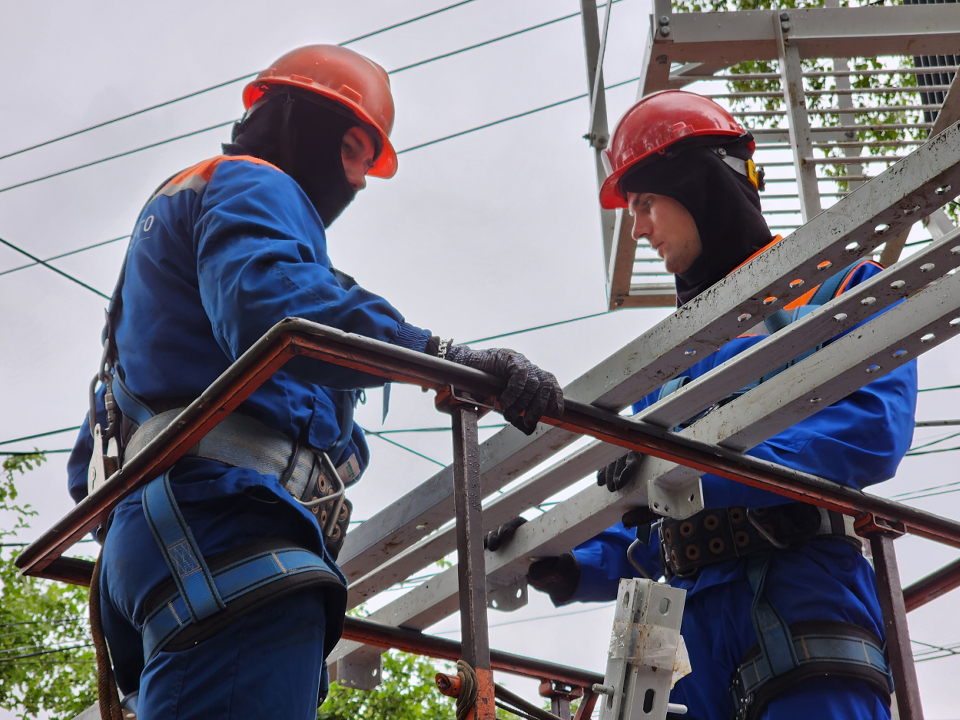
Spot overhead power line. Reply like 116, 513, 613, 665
0, 120, 236, 196
0, 73, 639, 298
0, 236, 128, 278
0, 425, 82, 447
0, 236, 110, 299
0, 0, 618, 197
0, 0, 480, 163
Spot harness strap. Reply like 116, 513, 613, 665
730, 619, 892, 720
141, 543, 342, 662
141, 473, 226, 624
747, 556, 799, 677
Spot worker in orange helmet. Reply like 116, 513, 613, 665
486, 91, 915, 720
67, 45, 562, 720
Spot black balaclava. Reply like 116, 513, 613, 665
619, 142, 773, 305
225, 88, 376, 227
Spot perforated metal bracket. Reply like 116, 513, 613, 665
648, 464, 704, 520
332, 649, 383, 690
597, 579, 688, 720
487, 576, 528, 612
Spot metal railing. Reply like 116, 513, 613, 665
19, 316, 960, 719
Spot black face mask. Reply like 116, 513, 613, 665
225, 90, 365, 227
620, 144, 773, 306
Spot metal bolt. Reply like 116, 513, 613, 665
615, 298, 624, 307
660, 25, 671, 36
659, 15, 670, 25
780, 12, 789, 20
656, 55, 669, 65
781, 21, 791, 32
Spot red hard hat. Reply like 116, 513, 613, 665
599, 90, 752, 209
244, 45, 398, 179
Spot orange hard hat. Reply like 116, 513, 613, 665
244, 45, 398, 179
599, 90, 753, 209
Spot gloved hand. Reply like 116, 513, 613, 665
528, 553, 580, 606
443, 345, 563, 435
596, 450, 644, 493
483, 516, 528, 552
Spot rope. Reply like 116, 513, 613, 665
455, 659, 479, 720
89, 552, 123, 720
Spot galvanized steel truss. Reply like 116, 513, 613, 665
589, 0, 960, 308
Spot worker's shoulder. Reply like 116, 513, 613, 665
155, 155, 283, 200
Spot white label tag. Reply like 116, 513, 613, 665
337, 453, 360, 485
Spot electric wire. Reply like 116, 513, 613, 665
0, 643, 93, 664
465, 311, 612, 344
0, 0, 480, 162
0, 3, 623, 197
0, 236, 128, 279
0, 73, 639, 296
0, 236, 110, 299
361, 427, 447, 467
0, 425, 82, 447
0, 119, 236, 196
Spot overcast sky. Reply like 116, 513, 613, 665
1, 0, 958, 717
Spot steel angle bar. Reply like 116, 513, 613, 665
337, 121, 960, 587
777, 11, 822, 221
638, 225, 960, 432
653, 6, 960, 67
903, 557, 960, 612
346, 439, 625, 609
682, 268, 960, 457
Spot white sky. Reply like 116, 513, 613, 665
1, 0, 958, 717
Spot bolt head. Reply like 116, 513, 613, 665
659, 14, 670, 25
656, 55, 669, 65
659, 25, 671, 36
780, 12, 789, 20
781, 21, 791, 31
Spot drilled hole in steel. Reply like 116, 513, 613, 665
865, 365, 881, 374
659, 598, 671, 615
643, 689, 656, 713
516, 588, 522, 598
763, 296, 777, 306
920, 263, 936, 273
950, 318, 960, 328
789, 278, 804, 289
921, 333, 936, 343
904, 204, 921, 216
834, 313, 848, 322
861, 297, 877, 306
875, 224, 890, 235
738, 313, 752, 323
684, 349, 697, 356
891, 349, 908, 359
936, 184, 953, 196
810, 397, 822, 404
817, 260, 833, 271
890, 279, 906, 289
845, 241, 860, 252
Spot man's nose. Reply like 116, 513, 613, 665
631, 213, 650, 241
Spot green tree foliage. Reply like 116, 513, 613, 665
319, 650, 458, 720
0, 453, 96, 720
673, 0, 957, 221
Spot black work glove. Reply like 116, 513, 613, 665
528, 553, 580, 606
443, 345, 563, 435
596, 450, 644, 493
483, 517, 528, 552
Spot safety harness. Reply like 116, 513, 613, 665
630, 260, 894, 718
85, 173, 359, 703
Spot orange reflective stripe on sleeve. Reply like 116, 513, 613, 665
156, 155, 280, 199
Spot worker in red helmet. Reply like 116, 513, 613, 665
67, 44, 562, 720
486, 91, 915, 720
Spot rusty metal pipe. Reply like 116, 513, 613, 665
18, 319, 960, 578
903, 556, 960, 613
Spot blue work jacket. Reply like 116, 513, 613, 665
66, 154, 432, 594
570, 260, 918, 603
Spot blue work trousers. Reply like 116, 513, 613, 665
668, 541, 892, 720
